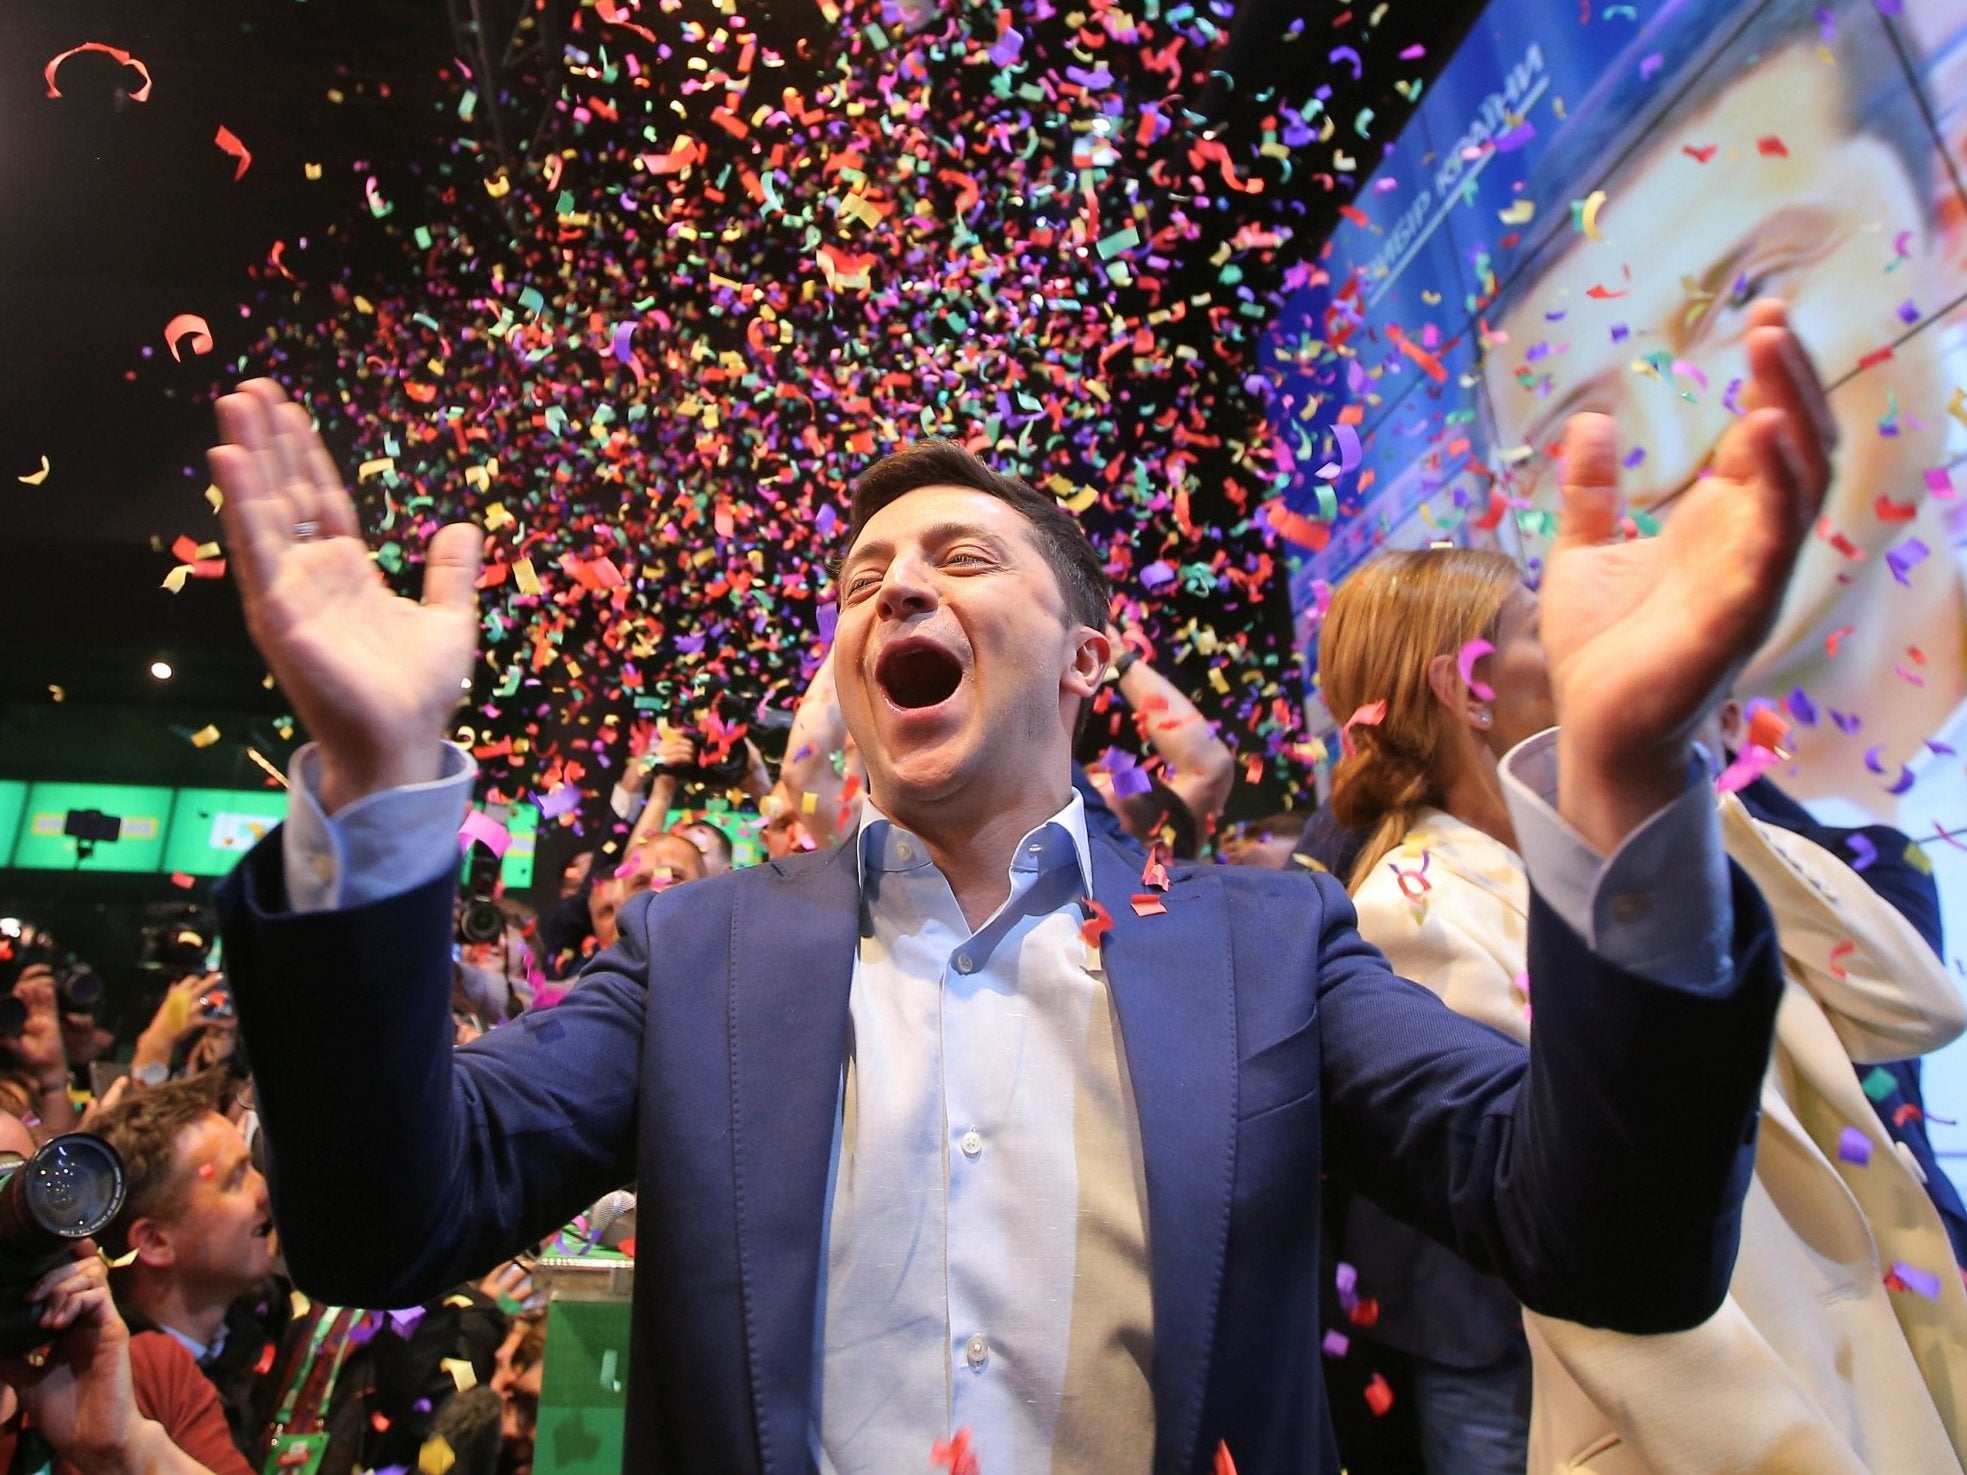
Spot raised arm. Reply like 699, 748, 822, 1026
205, 379, 633, 1304
779, 648, 862, 846
1322, 300, 1830, 1330
1106, 624, 1236, 833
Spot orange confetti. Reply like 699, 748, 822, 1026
214, 124, 252, 180
1829, 940, 1856, 981
164, 313, 214, 361
1364, 1372, 1395, 1416
44, 41, 153, 102
1078, 898, 1113, 949
1130, 894, 1168, 917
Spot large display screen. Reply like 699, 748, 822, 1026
163, 789, 289, 878
1270, 0, 1967, 1177
11, 782, 173, 873
0, 783, 24, 866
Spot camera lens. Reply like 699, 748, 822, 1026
459, 899, 505, 945
56, 969, 104, 1016
21, 1137, 125, 1238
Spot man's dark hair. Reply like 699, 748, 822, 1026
1492, 0, 1933, 317
844, 440, 1112, 636
87, 1071, 229, 1259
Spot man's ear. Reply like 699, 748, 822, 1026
1424, 652, 1483, 725
129, 1216, 175, 1271
1065, 625, 1110, 701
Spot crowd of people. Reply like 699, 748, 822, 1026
0, 295, 1961, 1475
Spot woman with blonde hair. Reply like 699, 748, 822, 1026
1321, 546, 1967, 1474
1317, 547, 1542, 1475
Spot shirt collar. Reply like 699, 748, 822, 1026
158, 1320, 227, 1365
855, 788, 1097, 897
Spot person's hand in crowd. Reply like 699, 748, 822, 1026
209, 378, 482, 816
79, 1073, 133, 1131
1541, 298, 1830, 854
129, 977, 216, 1079
619, 721, 659, 796
650, 730, 698, 776
474, 1259, 541, 1314
8, 968, 76, 1134
9, 967, 69, 1089
0, 1247, 202, 1475
740, 739, 773, 800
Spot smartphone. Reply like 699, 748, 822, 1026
89, 1061, 129, 1099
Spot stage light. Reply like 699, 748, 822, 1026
149, 660, 174, 680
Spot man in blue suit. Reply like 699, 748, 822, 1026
208, 299, 1830, 1474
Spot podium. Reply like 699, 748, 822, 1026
531, 1246, 633, 1475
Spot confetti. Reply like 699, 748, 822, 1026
164, 314, 215, 362
43, 40, 153, 102
214, 125, 252, 180
1456, 639, 1496, 700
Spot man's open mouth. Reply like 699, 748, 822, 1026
876, 640, 965, 710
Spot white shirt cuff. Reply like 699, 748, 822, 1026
281, 742, 478, 914
1499, 729, 1732, 989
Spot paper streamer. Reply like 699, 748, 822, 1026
1457, 639, 1496, 700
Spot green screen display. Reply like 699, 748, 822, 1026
11, 783, 174, 873
461, 803, 540, 891
0, 783, 25, 865
164, 788, 288, 877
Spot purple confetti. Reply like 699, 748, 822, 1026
1845, 833, 1878, 872
816, 601, 838, 644
1831, 709, 1863, 735
1887, 537, 1931, 585
1785, 687, 1819, 726
1494, 122, 1536, 154
1334, 423, 1362, 474
1837, 1126, 1872, 1165
387, 1306, 427, 1339
1891, 1261, 1942, 1300
1639, 52, 1664, 80
1322, 1330, 1351, 1357
1140, 560, 1177, 591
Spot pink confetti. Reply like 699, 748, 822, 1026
1456, 639, 1495, 701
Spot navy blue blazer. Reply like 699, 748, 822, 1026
215, 822, 1782, 1474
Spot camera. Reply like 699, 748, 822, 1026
457, 840, 505, 947
0, 921, 104, 1038
0, 1134, 126, 1357
137, 906, 217, 984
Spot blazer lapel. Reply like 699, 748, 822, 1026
728, 847, 861, 1475
1094, 838, 1239, 1474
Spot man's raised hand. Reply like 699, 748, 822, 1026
209, 379, 483, 813
1539, 299, 1831, 853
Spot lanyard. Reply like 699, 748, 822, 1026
270, 1307, 355, 1437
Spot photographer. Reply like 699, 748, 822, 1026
0, 1103, 249, 1475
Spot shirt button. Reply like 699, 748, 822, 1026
960, 1128, 983, 1160
1607, 891, 1652, 924
954, 952, 975, 974
964, 1333, 989, 1371
895, 841, 914, 862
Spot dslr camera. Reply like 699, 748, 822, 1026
0, 921, 106, 1037
137, 906, 217, 984
0, 1134, 126, 1357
